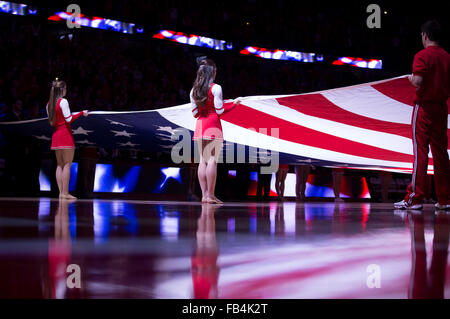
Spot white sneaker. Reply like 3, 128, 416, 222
394, 200, 423, 210
434, 203, 450, 210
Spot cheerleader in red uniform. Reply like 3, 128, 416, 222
46, 79, 88, 200
191, 59, 240, 204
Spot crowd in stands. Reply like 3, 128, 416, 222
2, 0, 434, 122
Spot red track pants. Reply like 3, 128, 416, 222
405, 102, 450, 205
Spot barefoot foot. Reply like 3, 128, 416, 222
207, 196, 223, 204
62, 193, 78, 200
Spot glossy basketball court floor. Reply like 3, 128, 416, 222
0, 198, 448, 299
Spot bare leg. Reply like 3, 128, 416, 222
198, 159, 208, 202
205, 140, 223, 204
275, 171, 282, 200
295, 165, 310, 201
55, 150, 64, 198
300, 165, 310, 198
206, 157, 219, 203
332, 168, 344, 201
61, 149, 77, 200
197, 140, 208, 202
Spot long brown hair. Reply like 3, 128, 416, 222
48, 78, 66, 126
192, 59, 216, 107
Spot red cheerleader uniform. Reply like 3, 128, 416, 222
191, 83, 235, 141
47, 98, 83, 150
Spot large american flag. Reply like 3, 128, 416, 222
1, 75, 449, 173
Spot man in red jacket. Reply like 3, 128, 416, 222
395, 20, 450, 210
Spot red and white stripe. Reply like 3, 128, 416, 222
158, 75, 450, 173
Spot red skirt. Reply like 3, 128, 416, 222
193, 112, 223, 141
51, 124, 75, 150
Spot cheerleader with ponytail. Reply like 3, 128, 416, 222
46, 78, 88, 200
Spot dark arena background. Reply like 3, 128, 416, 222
0, 0, 449, 307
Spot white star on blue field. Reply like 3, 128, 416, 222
159, 167, 182, 189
